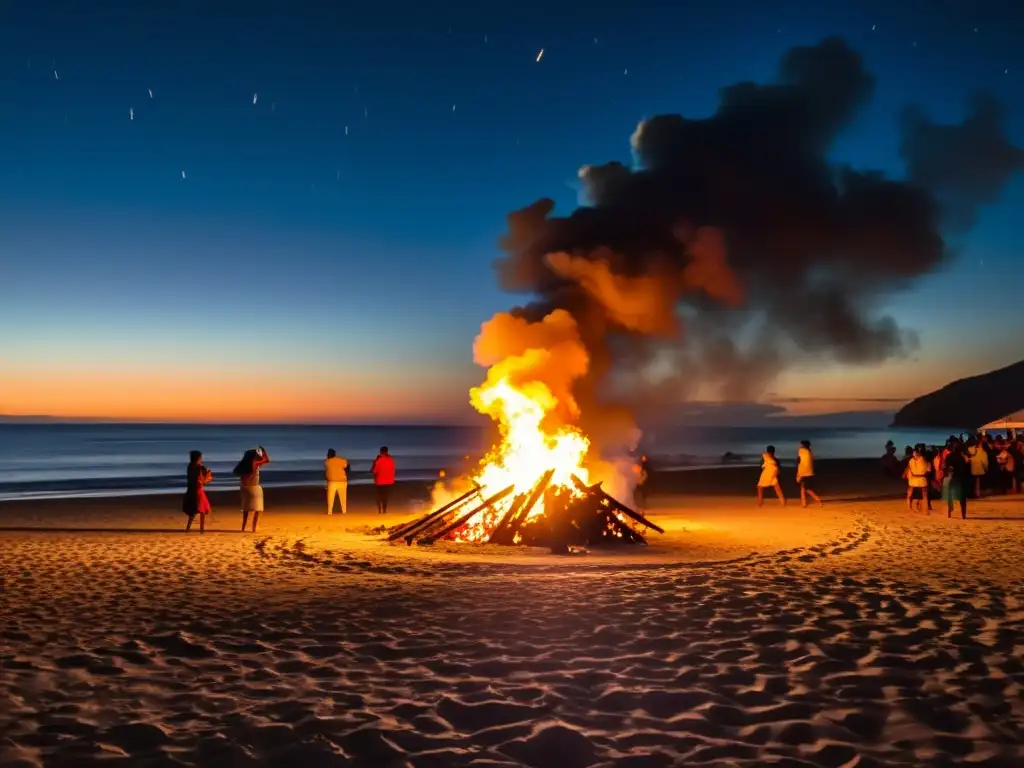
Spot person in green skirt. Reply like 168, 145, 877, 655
941, 438, 970, 519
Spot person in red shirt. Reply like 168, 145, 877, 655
371, 446, 396, 515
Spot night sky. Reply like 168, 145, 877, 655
2, 1, 1022, 423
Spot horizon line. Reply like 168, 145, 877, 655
0, 416, 483, 428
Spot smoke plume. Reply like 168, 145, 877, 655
483, 36, 1022, 445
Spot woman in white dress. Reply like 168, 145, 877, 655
757, 445, 786, 507
905, 445, 931, 513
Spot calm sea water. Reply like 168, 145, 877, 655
0, 422, 963, 501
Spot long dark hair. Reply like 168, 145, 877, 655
233, 449, 257, 476
189, 450, 202, 464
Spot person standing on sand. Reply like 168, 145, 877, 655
942, 439, 970, 519
182, 450, 214, 534
796, 440, 822, 507
325, 448, 349, 515
371, 446, 396, 515
757, 445, 785, 507
234, 446, 270, 532
967, 437, 988, 498
906, 446, 931, 513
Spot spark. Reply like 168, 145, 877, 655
181, 170, 186, 180
594, 38, 598, 44
253, 92, 258, 105
364, 106, 368, 118
452, 103, 456, 112
536, 48, 544, 63
148, 88, 153, 98
129, 107, 134, 121
345, 125, 349, 135
624, 68, 628, 75
871, 24, 876, 31
54, 69, 59, 80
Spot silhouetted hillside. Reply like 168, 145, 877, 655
891, 360, 1024, 428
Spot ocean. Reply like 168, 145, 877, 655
0, 422, 964, 501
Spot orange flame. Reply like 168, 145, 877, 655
432, 310, 594, 543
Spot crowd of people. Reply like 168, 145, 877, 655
181, 445, 397, 533
177, 431, 1020, 533
882, 432, 1022, 518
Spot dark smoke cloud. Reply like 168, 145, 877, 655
494, 36, 1023, 432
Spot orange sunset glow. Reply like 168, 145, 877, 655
1, 364, 470, 423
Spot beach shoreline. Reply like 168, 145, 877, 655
0, 457, 903, 513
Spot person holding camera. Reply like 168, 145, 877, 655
234, 446, 270, 532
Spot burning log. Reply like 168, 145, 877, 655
398, 469, 662, 549
387, 484, 481, 543
489, 469, 555, 545
571, 475, 665, 534
419, 484, 516, 545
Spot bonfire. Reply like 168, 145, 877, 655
389, 320, 662, 550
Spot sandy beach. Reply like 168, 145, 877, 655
2, 462, 1023, 767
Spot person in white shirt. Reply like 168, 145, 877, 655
756, 445, 786, 507
324, 449, 349, 515
905, 446, 932, 513
796, 440, 823, 508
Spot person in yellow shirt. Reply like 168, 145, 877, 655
324, 449, 349, 515
905, 446, 931, 513
796, 440, 823, 508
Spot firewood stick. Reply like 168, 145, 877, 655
494, 468, 555, 545
421, 484, 516, 544
389, 484, 481, 542
571, 475, 665, 534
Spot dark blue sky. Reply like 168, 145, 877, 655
1, 0, 1022, 422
